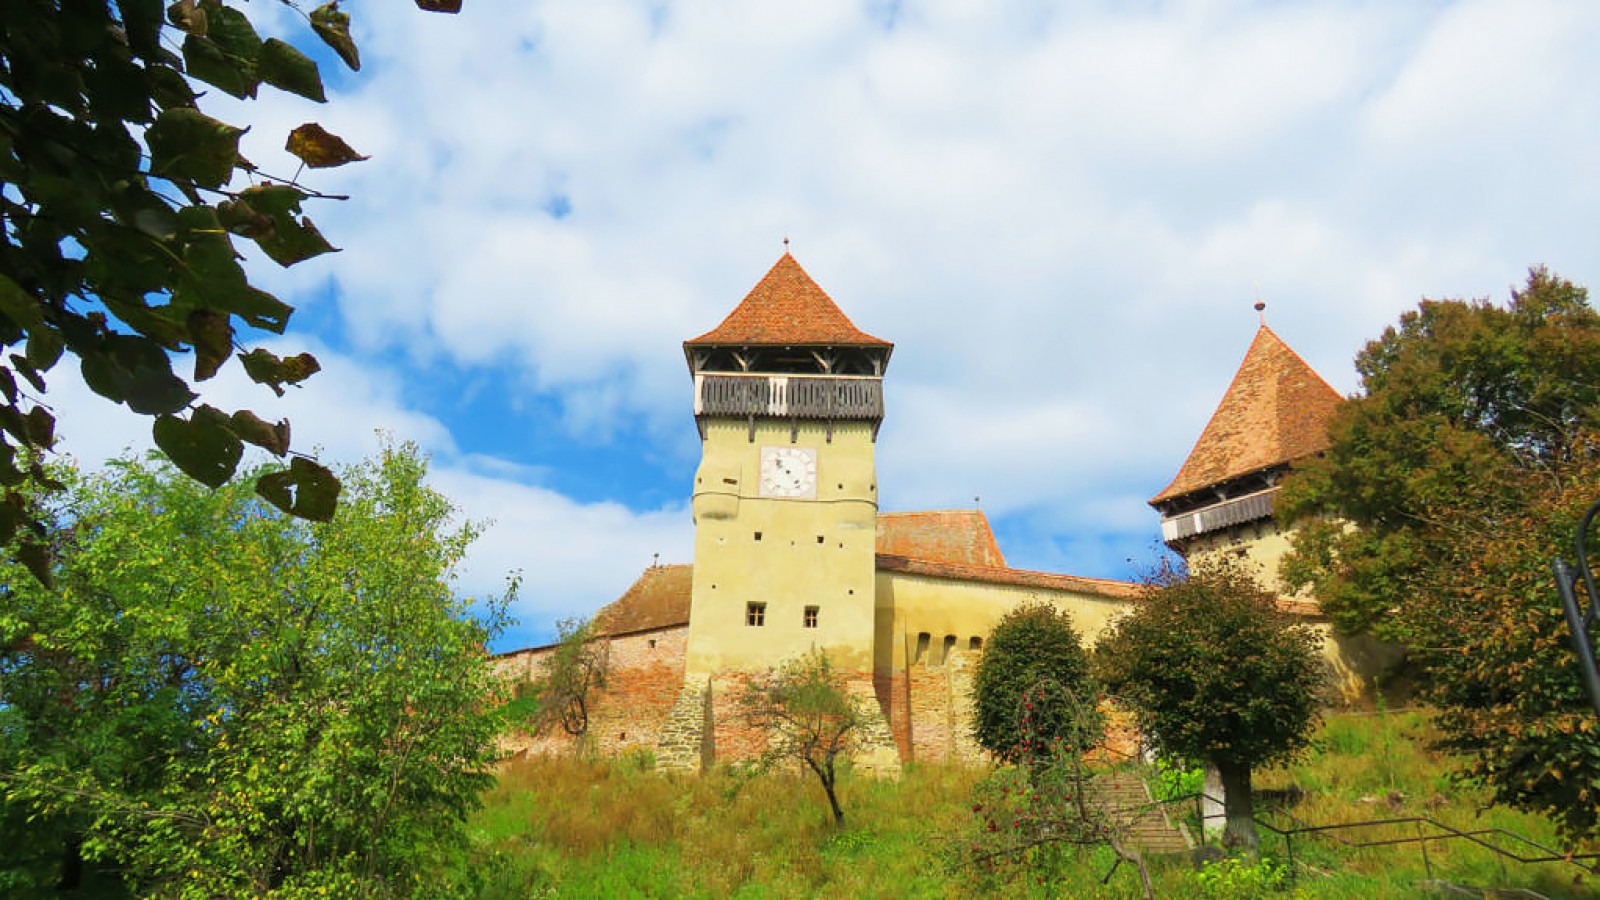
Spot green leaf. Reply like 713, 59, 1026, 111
239, 348, 319, 396
182, 35, 256, 100
234, 186, 337, 267
174, 207, 293, 332
256, 456, 340, 521
180, 0, 263, 99
284, 123, 368, 169
26, 328, 65, 371
258, 215, 336, 268
153, 407, 242, 489
80, 334, 197, 415
258, 38, 326, 103
230, 409, 289, 456
146, 108, 245, 191
17, 537, 53, 589
118, 0, 166, 56
0, 273, 43, 329
310, 2, 361, 71
187, 309, 232, 381
24, 406, 55, 450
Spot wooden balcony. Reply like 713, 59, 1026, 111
1159, 488, 1276, 544
693, 373, 884, 421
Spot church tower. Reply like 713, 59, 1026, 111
1149, 324, 1342, 592
682, 253, 892, 676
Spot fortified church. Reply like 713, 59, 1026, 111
497, 253, 1391, 771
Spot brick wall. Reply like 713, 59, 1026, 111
498, 625, 688, 759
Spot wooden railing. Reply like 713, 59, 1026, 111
694, 374, 883, 420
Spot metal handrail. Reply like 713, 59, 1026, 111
1154, 788, 1600, 884
1554, 497, 1600, 718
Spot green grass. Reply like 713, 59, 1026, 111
465, 711, 1600, 898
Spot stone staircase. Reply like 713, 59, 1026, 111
1088, 771, 1191, 856
656, 674, 711, 772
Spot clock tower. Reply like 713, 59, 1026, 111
682, 253, 892, 676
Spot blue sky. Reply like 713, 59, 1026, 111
54, 0, 1600, 651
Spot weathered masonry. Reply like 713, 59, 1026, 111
496, 254, 1394, 769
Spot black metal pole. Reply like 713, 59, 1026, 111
1556, 498, 1600, 720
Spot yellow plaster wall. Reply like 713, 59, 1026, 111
685, 419, 880, 674
873, 571, 1128, 676
1182, 519, 1297, 594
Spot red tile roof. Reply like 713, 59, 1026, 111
685, 253, 892, 347
593, 564, 693, 636
876, 510, 1007, 567
875, 554, 1141, 599
1151, 326, 1343, 505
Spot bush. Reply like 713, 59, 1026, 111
971, 604, 1102, 765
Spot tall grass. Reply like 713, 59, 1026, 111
465, 711, 1599, 898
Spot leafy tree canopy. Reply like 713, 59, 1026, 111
522, 616, 610, 738
741, 651, 861, 826
0, 0, 462, 581
1096, 558, 1324, 849
0, 442, 513, 895
1279, 268, 1600, 640
1278, 267, 1600, 840
971, 603, 1102, 766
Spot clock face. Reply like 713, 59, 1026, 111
759, 446, 818, 499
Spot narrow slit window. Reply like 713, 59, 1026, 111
754, 531, 763, 541
803, 605, 819, 628
746, 602, 766, 627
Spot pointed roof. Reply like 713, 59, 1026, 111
593, 564, 693, 636
685, 253, 892, 347
1151, 325, 1343, 505
876, 510, 1007, 567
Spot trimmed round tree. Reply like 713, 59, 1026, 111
1096, 558, 1324, 850
972, 604, 1103, 765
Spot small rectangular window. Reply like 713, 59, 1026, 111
803, 605, 819, 628
746, 602, 766, 627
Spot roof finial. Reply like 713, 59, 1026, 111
1253, 284, 1266, 326
782, 235, 790, 253
974, 495, 981, 510
652, 552, 660, 568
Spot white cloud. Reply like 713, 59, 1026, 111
82, 0, 1600, 626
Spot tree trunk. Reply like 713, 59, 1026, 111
807, 755, 846, 826
1216, 760, 1259, 853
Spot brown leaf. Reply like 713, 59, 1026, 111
187, 309, 233, 381
230, 409, 290, 456
285, 123, 368, 169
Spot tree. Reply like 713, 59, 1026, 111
740, 651, 861, 826
1096, 558, 1324, 851
1279, 268, 1600, 640
523, 617, 610, 738
964, 681, 1157, 900
1424, 452, 1600, 840
1278, 268, 1600, 839
0, 442, 513, 895
971, 603, 1103, 766
0, 0, 465, 579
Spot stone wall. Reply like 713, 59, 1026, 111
498, 627, 959, 774
497, 625, 689, 759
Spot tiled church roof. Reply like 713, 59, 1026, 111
873, 555, 1140, 600
876, 510, 1007, 568
593, 564, 693, 635
684, 253, 892, 347
1150, 325, 1343, 505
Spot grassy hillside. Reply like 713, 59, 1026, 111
466, 711, 1598, 898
